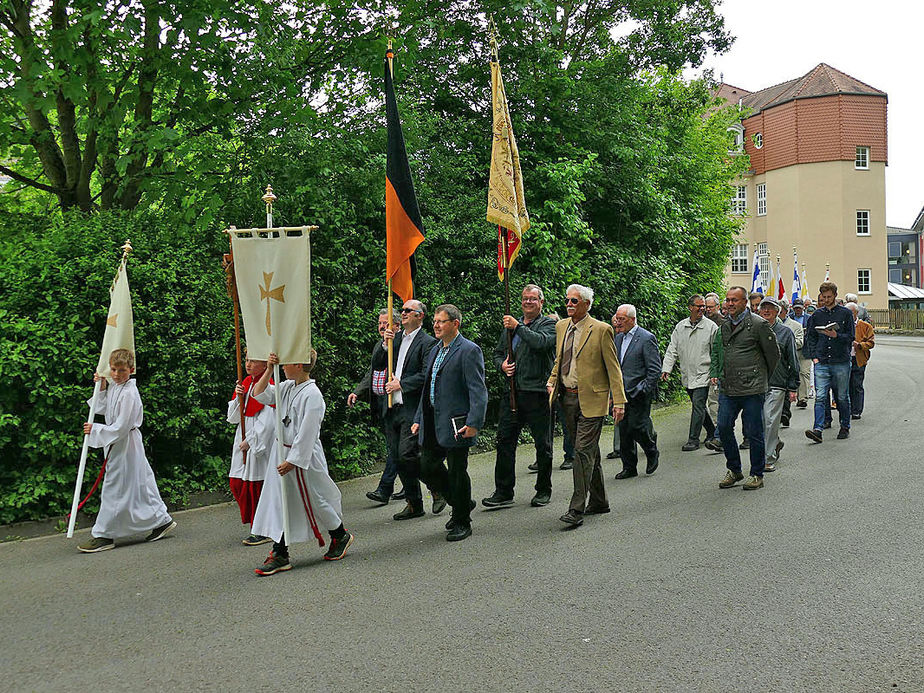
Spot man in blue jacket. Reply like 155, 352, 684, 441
612, 304, 662, 478
804, 281, 855, 442
413, 304, 488, 541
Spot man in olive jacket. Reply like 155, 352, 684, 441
709, 286, 780, 490
483, 284, 557, 509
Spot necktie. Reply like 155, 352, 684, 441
561, 326, 576, 376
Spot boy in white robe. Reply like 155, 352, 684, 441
250, 350, 353, 575
78, 349, 175, 552
227, 355, 274, 545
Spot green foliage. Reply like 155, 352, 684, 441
0, 0, 747, 523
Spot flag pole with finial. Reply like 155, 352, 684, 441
385, 36, 396, 409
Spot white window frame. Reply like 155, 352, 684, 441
758, 242, 769, 289
732, 185, 747, 215
756, 183, 766, 216
731, 243, 749, 274
855, 146, 870, 170
754, 132, 763, 149
727, 124, 744, 155
856, 210, 870, 236
857, 268, 871, 294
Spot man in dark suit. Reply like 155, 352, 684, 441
348, 309, 403, 504
381, 300, 442, 520
612, 304, 662, 478
412, 304, 488, 542
482, 284, 557, 509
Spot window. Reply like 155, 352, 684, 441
758, 242, 769, 289
889, 240, 917, 264
756, 183, 766, 216
727, 124, 744, 154
754, 133, 763, 149
731, 186, 747, 215
855, 146, 869, 170
888, 241, 902, 259
731, 243, 749, 273
856, 210, 870, 236
857, 268, 871, 294
889, 268, 902, 283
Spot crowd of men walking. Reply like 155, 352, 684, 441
349, 279, 875, 540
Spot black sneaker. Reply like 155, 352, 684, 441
738, 439, 750, 450
796, 400, 808, 408
527, 462, 539, 473
365, 489, 390, 505
805, 429, 823, 443
391, 488, 406, 500
242, 534, 273, 546
145, 520, 177, 542
323, 532, 354, 561
837, 427, 850, 440
681, 440, 700, 452
530, 492, 551, 507
851, 414, 861, 420
481, 492, 514, 508
606, 450, 621, 459
559, 458, 574, 470
446, 524, 472, 542
77, 536, 114, 553
780, 417, 790, 428
445, 500, 476, 530
255, 552, 291, 576
393, 503, 426, 521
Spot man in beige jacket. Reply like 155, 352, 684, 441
547, 284, 626, 528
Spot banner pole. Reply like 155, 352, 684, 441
224, 235, 247, 465
67, 379, 101, 538
501, 226, 517, 412
386, 39, 395, 409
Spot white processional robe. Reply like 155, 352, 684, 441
250, 380, 343, 545
226, 389, 273, 482
86, 379, 171, 539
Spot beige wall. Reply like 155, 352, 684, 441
724, 160, 888, 308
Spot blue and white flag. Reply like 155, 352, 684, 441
791, 250, 801, 302
751, 247, 763, 295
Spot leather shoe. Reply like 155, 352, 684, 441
681, 441, 699, 452
391, 488, 406, 500
393, 503, 425, 521
559, 510, 583, 527
530, 492, 551, 507
584, 505, 610, 515
527, 462, 539, 473
837, 427, 850, 439
446, 524, 472, 542
606, 450, 621, 459
645, 456, 659, 475
738, 439, 750, 450
481, 492, 514, 508
559, 458, 574, 470
365, 489, 390, 505
614, 469, 638, 480
445, 500, 476, 530
851, 413, 861, 420
432, 493, 447, 515
796, 400, 807, 408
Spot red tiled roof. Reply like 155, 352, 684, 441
735, 64, 886, 114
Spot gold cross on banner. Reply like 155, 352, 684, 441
259, 271, 286, 336
106, 314, 118, 328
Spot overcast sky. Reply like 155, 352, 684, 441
690, 0, 922, 228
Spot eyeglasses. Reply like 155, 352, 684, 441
565, 297, 581, 305
522, 297, 541, 303
433, 318, 454, 326
400, 308, 420, 314
691, 304, 705, 310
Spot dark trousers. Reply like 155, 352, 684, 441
686, 386, 716, 442
717, 393, 766, 477
850, 362, 866, 415
376, 410, 400, 495
781, 395, 792, 424
384, 407, 429, 508
551, 400, 575, 461
559, 391, 607, 513
619, 391, 659, 472
420, 442, 472, 526
495, 390, 552, 497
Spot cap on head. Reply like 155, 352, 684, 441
759, 296, 780, 309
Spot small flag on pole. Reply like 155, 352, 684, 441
751, 247, 763, 295
97, 249, 135, 377
230, 231, 310, 364
385, 48, 425, 302
487, 60, 529, 281
791, 250, 801, 302
777, 256, 786, 300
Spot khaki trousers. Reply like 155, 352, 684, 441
798, 358, 813, 401
559, 391, 607, 513
707, 380, 720, 424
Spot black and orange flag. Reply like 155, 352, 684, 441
385, 48, 424, 302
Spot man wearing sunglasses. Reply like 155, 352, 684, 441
547, 285, 626, 528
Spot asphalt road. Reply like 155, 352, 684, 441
2, 335, 922, 692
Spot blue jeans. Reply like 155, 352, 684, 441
814, 362, 851, 431
717, 393, 766, 477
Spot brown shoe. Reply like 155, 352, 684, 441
719, 470, 744, 489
